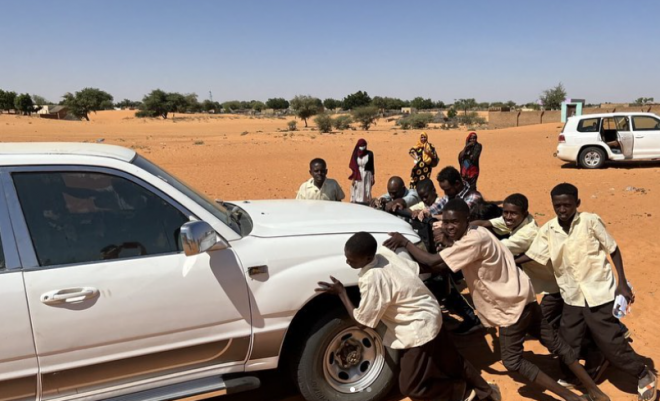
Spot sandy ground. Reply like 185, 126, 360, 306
1, 110, 658, 401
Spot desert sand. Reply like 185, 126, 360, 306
1, 110, 658, 401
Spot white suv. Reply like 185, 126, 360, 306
0, 143, 420, 401
556, 112, 660, 168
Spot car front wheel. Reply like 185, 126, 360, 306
578, 146, 606, 169
291, 309, 398, 401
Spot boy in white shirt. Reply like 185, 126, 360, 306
316, 232, 498, 401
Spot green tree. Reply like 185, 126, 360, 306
478, 102, 490, 109
447, 108, 458, 119
323, 98, 342, 111
15, 93, 35, 115
524, 102, 541, 110
266, 97, 289, 110
410, 97, 435, 110
222, 100, 242, 113
115, 99, 141, 109
166, 93, 189, 118
290, 95, 321, 127
185, 93, 202, 113
62, 88, 114, 121
351, 106, 379, 130
435, 100, 446, 109
333, 115, 353, 130
314, 113, 333, 133
540, 83, 567, 110
139, 89, 170, 119
633, 97, 654, 105
385, 97, 406, 110
1, 91, 18, 113
343, 90, 371, 110
453, 98, 478, 116
250, 100, 266, 112
505, 100, 517, 109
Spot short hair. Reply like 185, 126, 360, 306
416, 179, 435, 194
443, 198, 470, 218
436, 166, 462, 185
345, 232, 377, 258
551, 183, 579, 200
470, 201, 502, 221
310, 158, 326, 169
503, 193, 529, 213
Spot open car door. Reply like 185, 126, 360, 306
615, 116, 634, 159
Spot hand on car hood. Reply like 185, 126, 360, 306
234, 200, 418, 238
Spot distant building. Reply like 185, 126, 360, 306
38, 105, 69, 120
401, 107, 417, 115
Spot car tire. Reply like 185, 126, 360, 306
578, 146, 606, 169
291, 309, 399, 401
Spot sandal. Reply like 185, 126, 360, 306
638, 369, 657, 401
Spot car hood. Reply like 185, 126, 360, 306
232, 200, 417, 238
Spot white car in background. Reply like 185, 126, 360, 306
556, 112, 660, 168
0, 143, 420, 401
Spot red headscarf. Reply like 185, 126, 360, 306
465, 132, 478, 145
348, 138, 368, 180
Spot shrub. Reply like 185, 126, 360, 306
314, 113, 333, 133
457, 112, 486, 126
397, 113, 434, 129
447, 108, 458, 119
351, 106, 379, 130
333, 115, 352, 130
287, 120, 297, 131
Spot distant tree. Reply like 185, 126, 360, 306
539, 83, 567, 110
435, 100, 446, 109
447, 108, 458, 119
166, 92, 189, 117
266, 97, 289, 110
250, 100, 266, 112
410, 97, 435, 110
524, 102, 541, 110
314, 113, 333, 133
32, 94, 51, 105
62, 88, 114, 121
505, 100, 517, 109
343, 90, 371, 110
115, 99, 141, 109
453, 98, 478, 116
386, 97, 406, 110
222, 100, 242, 113
14, 93, 35, 115
139, 89, 169, 118
1, 91, 18, 113
633, 97, 654, 105
290, 95, 321, 127
351, 106, 379, 130
185, 93, 202, 113
201, 99, 216, 113
478, 102, 490, 110
371, 96, 387, 113
323, 98, 342, 111
333, 115, 353, 130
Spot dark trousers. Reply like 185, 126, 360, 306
560, 301, 645, 379
499, 302, 578, 382
399, 327, 492, 400
425, 271, 480, 325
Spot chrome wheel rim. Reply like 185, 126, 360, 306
322, 327, 385, 394
584, 151, 601, 167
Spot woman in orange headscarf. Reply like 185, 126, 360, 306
408, 132, 438, 189
458, 132, 482, 190
349, 138, 375, 204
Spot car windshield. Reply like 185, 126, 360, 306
133, 155, 240, 234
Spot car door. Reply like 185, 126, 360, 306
631, 115, 660, 158
1, 166, 252, 400
0, 181, 39, 401
614, 116, 634, 159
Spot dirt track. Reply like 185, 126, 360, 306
1, 110, 658, 400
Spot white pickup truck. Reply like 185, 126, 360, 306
0, 143, 420, 401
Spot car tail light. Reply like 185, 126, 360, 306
558, 134, 565, 143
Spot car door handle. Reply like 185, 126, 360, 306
41, 287, 99, 305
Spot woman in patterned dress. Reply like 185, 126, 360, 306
409, 132, 438, 189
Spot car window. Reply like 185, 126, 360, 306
632, 116, 660, 131
577, 118, 600, 132
13, 172, 190, 267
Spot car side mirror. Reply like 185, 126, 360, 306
180, 221, 228, 256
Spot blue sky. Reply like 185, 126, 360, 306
1, 0, 659, 104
